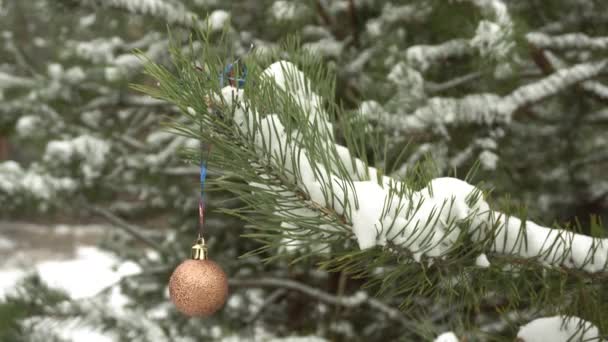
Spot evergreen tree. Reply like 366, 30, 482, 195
1, 0, 606, 341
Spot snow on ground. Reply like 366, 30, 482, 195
0, 225, 142, 299
33, 246, 141, 299
0, 238, 141, 305
59, 327, 114, 342
0, 222, 331, 341
24, 318, 114, 342
0, 222, 141, 341
0, 269, 25, 298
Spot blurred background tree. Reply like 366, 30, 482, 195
0, 0, 607, 341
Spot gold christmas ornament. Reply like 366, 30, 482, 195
169, 238, 229, 317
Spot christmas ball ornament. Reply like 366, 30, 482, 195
169, 238, 229, 316
167, 57, 250, 316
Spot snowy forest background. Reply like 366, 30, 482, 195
0, 0, 607, 341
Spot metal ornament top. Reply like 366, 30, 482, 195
191, 237, 208, 260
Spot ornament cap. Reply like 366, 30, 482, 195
191, 237, 208, 260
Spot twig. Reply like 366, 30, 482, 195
229, 276, 417, 330
161, 166, 200, 176
315, 0, 333, 27
426, 72, 483, 93
477, 308, 538, 335
529, 44, 608, 105
5, 42, 42, 78
347, 0, 359, 46
81, 94, 171, 112
245, 288, 287, 324
85, 204, 167, 254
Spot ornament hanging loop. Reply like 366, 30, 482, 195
191, 237, 208, 260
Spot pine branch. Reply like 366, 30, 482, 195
405, 0, 513, 71
139, 37, 608, 333
406, 39, 472, 72
367, 59, 607, 133
143, 40, 608, 274
537, 49, 608, 103
501, 59, 607, 110
527, 32, 608, 51
245, 61, 606, 276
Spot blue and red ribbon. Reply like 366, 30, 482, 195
196, 59, 248, 238
220, 62, 247, 89
197, 144, 211, 238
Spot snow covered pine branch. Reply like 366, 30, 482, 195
369, 59, 607, 134
217, 61, 608, 275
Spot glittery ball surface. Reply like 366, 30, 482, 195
169, 259, 228, 317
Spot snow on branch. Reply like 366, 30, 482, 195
434, 332, 459, 342
527, 32, 608, 51
581, 80, 608, 100
0, 72, 35, 89
367, 59, 607, 133
405, 0, 514, 70
79, 0, 199, 28
377, 2, 431, 25
435, 315, 601, 341
0, 161, 76, 203
501, 59, 607, 111
406, 40, 471, 71
542, 50, 608, 102
44, 135, 111, 185
221, 61, 608, 275
469, 0, 510, 24
106, 40, 168, 81
68, 37, 125, 64
516, 316, 601, 342
366, 3, 431, 39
